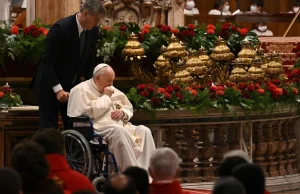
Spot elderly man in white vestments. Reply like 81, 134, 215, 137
67, 63, 156, 172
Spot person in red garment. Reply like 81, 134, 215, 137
149, 147, 191, 194
31, 128, 95, 193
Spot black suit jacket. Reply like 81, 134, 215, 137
35, 14, 98, 101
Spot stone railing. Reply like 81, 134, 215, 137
131, 108, 300, 183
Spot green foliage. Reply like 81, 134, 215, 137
0, 84, 23, 107
0, 19, 49, 68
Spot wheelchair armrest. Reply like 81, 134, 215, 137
69, 116, 90, 122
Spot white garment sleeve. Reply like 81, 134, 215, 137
67, 86, 113, 119
111, 87, 134, 120
52, 84, 63, 93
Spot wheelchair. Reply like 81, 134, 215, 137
61, 116, 119, 192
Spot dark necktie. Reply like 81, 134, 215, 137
80, 30, 86, 57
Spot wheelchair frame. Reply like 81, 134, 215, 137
61, 116, 119, 180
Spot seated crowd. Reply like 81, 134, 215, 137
0, 130, 267, 194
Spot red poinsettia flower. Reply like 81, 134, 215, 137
187, 24, 195, 30
137, 84, 146, 90
0, 91, 4, 99
11, 26, 19, 35
207, 24, 215, 31
207, 29, 215, 35
23, 27, 31, 35
165, 86, 174, 93
141, 91, 149, 97
257, 88, 265, 95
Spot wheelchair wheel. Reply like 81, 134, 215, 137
92, 176, 106, 194
62, 130, 93, 178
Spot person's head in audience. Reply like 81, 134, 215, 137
31, 128, 65, 155
218, 150, 251, 177
104, 174, 136, 194
213, 0, 229, 12
11, 141, 63, 194
213, 177, 246, 194
232, 163, 265, 194
250, 0, 264, 13
124, 166, 149, 194
256, 22, 268, 32
0, 167, 22, 194
149, 147, 179, 181
292, 1, 300, 13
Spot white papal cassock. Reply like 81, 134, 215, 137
67, 79, 156, 172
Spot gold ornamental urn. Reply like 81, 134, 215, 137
210, 37, 234, 62
185, 49, 210, 84
163, 34, 187, 59
248, 57, 265, 82
163, 34, 188, 83
229, 59, 248, 83
153, 46, 172, 85
172, 70, 193, 84
265, 52, 283, 79
236, 41, 256, 64
122, 33, 145, 59
122, 33, 154, 83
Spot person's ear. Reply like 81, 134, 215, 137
83, 10, 89, 17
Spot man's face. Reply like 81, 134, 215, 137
83, 11, 103, 30
95, 69, 115, 93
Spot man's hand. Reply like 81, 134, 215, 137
56, 90, 69, 102
103, 86, 114, 97
111, 110, 124, 120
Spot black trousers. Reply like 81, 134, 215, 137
38, 93, 69, 130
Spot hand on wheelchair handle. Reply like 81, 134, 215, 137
103, 86, 114, 97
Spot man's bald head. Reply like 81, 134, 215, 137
104, 174, 136, 194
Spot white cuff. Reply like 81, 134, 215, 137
52, 84, 63, 93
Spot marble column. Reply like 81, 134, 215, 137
168, 0, 184, 28
0, 0, 11, 27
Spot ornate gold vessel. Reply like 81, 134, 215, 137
185, 49, 210, 84
229, 59, 248, 83
122, 33, 145, 58
122, 33, 153, 83
261, 55, 269, 71
153, 46, 171, 85
210, 37, 234, 62
248, 57, 265, 82
163, 34, 187, 59
236, 41, 256, 64
265, 52, 283, 79
172, 70, 193, 84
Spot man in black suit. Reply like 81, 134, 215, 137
34, 0, 106, 130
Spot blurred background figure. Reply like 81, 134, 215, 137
288, 0, 300, 13
213, 177, 246, 194
184, 0, 199, 16
247, 0, 265, 13
208, 0, 231, 16
0, 167, 23, 194
232, 163, 266, 194
218, 150, 252, 177
251, 22, 273, 36
124, 166, 149, 194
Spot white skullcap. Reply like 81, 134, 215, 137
93, 63, 109, 75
